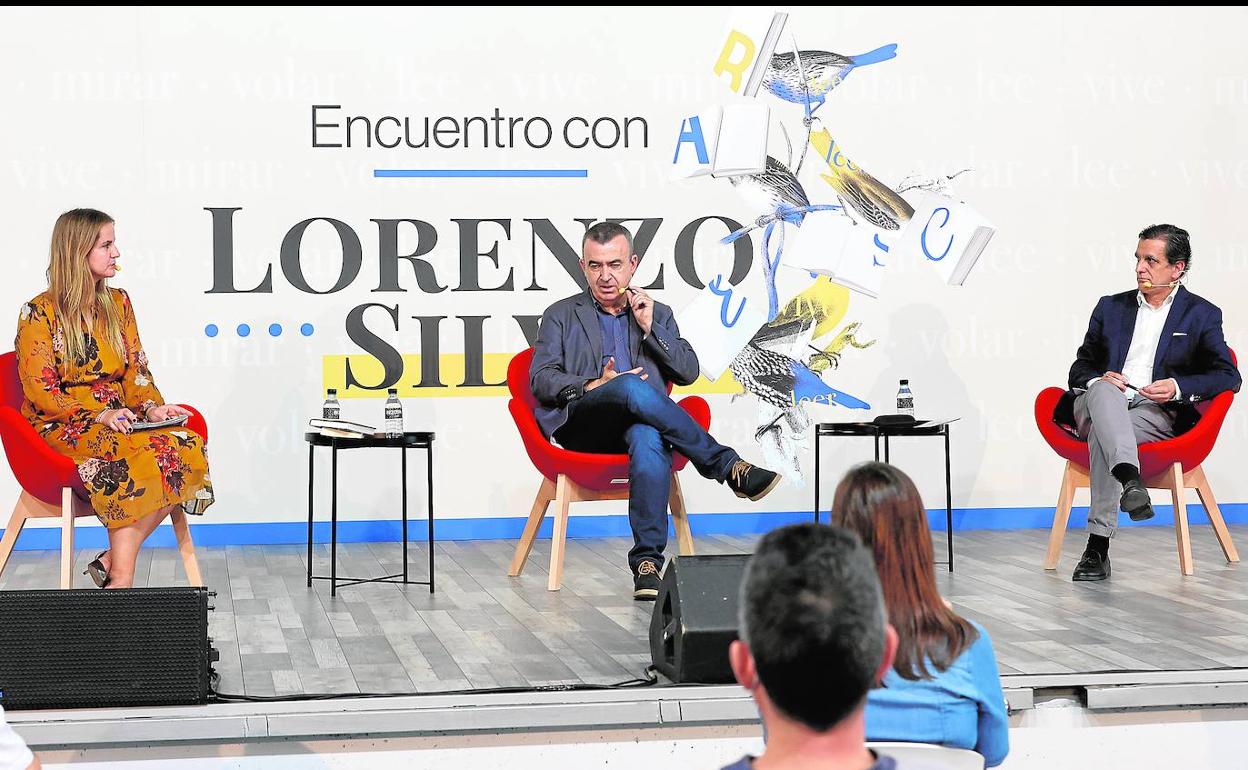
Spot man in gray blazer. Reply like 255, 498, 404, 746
531, 222, 780, 600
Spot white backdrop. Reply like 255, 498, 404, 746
1, 6, 1245, 539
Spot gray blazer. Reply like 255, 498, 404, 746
529, 290, 701, 437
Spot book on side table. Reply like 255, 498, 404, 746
308, 418, 377, 438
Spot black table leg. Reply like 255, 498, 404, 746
307, 444, 314, 588
427, 443, 435, 594
814, 431, 821, 523
813, 424, 953, 571
305, 434, 435, 594
331, 444, 338, 597
401, 446, 409, 583
945, 427, 953, 573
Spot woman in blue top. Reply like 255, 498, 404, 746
831, 462, 1009, 767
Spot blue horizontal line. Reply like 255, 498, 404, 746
373, 169, 588, 179
4, 503, 1246, 551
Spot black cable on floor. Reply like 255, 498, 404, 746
208, 666, 659, 703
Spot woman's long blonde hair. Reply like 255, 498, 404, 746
47, 208, 124, 365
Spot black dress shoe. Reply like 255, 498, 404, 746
83, 550, 110, 588
1120, 479, 1155, 522
1072, 549, 1110, 581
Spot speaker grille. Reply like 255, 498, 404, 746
0, 587, 212, 710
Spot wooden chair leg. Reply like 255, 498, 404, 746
669, 473, 695, 556
547, 474, 573, 591
60, 487, 75, 589
1169, 463, 1193, 575
1044, 462, 1079, 570
170, 508, 203, 586
0, 494, 36, 581
509, 477, 555, 576
1190, 465, 1239, 563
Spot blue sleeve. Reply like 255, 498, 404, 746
970, 627, 1010, 767
1174, 305, 1241, 401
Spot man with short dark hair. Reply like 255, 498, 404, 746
531, 222, 781, 600
1056, 224, 1240, 581
722, 523, 899, 770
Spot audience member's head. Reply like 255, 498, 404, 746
731, 523, 896, 734
831, 461, 977, 680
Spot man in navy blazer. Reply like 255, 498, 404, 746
531, 222, 780, 599
1055, 224, 1241, 581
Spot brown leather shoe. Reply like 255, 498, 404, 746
726, 460, 781, 501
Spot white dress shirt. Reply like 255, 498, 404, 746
1089, 290, 1181, 400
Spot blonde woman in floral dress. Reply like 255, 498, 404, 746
15, 208, 213, 588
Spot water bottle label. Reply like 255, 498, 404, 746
385, 406, 403, 419
897, 397, 914, 410
324, 406, 340, 420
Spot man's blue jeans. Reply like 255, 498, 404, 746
554, 374, 739, 571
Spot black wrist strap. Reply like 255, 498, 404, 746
557, 384, 583, 407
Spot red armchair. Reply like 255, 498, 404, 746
506, 348, 708, 590
0, 351, 206, 587
1035, 350, 1239, 575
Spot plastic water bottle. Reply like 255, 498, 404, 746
384, 388, 404, 438
322, 388, 340, 420
896, 379, 915, 417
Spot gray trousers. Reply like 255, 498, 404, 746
1073, 379, 1176, 537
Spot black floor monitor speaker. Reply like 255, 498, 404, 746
0, 587, 215, 710
649, 554, 749, 684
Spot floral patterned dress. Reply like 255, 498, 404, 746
15, 289, 214, 528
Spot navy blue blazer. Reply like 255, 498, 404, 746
529, 290, 700, 437
1055, 286, 1241, 434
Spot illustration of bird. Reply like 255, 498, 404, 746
810, 129, 914, 231
763, 44, 898, 115
768, 276, 850, 342
754, 401, 810, 478
727, 155, 811, 220
806, 322, 877, 374
730, 342, 871, 414
726, 156, 840, 321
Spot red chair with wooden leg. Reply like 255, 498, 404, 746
505, 347, 707, 591
1035, 349, 1239, 575
0, 351, 205, 588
